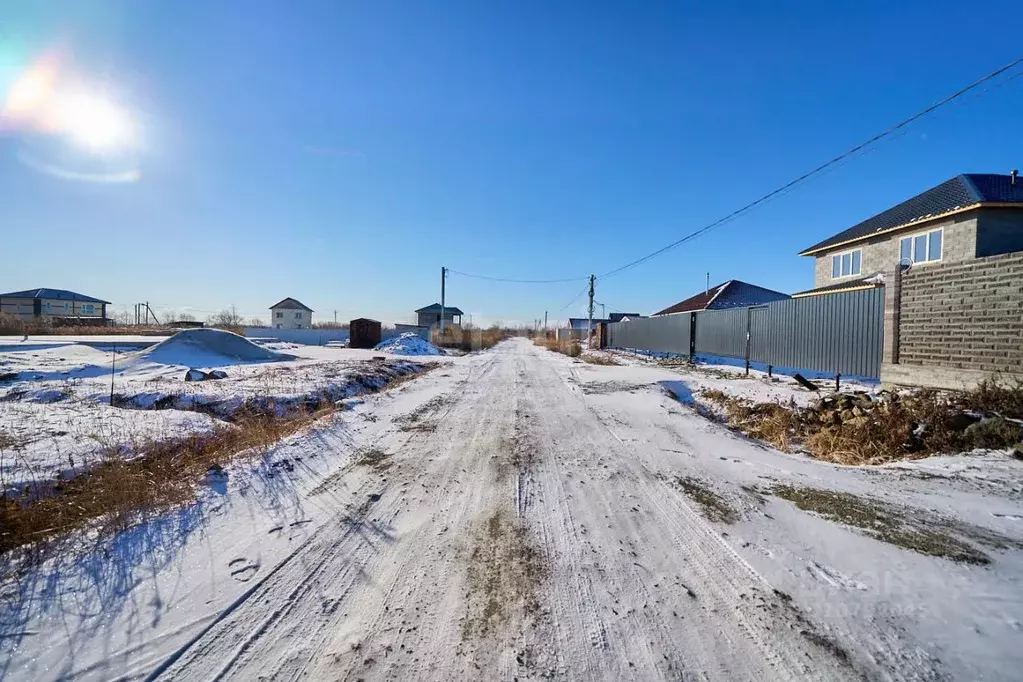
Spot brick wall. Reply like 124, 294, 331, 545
898, 252, 1023, 372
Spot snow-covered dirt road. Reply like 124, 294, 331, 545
5, 338, 1021, 680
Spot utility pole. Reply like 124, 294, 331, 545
544, 310, 548, 330
440, 266, 447, 335
334, 309, 337, 325
587, 274, 595, 349
600, 303, 606, 319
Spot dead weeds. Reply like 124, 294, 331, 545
0, 405, 332, 559
769, 485, 998, 565
697, 381, 1023, 465
582, 354, 619, 366
672, 476, 739, 523
0, 364, 433, 563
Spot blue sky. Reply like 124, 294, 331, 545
1, 1, 1021, 326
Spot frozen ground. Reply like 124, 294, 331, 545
0, 333, 450, 489
1, 338, 1021, 680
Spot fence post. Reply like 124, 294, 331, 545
689, 313, 697, 359
882, 265, 903, 366
744, 308, 752, 376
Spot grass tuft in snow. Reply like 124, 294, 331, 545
671, 476, 739, 524
769, 485, 996, 565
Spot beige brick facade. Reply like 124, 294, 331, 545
812, 210, 980, 289
896, 252, 1023, 374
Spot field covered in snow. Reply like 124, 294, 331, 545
0, 331, 450, 490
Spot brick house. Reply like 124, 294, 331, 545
653, 280, 789, 315
0, 288, 109, 323
794, 172, 1023, 297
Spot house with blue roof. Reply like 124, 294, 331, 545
0, 288, 110, 323
795, 171, 1023, 297
416, 303, 463, 328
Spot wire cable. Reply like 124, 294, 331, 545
596, 55, 1023, 281
447, 268, 589, 284
558, 284, 591, 313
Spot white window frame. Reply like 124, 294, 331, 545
830, 248, 862, 280
899, 227, 943, 265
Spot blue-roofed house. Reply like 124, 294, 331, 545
795, 171, 1023, 297
0, 288, 110, 322
416, 303, 463, 328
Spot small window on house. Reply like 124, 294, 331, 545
900, 228, 943, 264
831, 248, 862, 278
275, 311, 283, 319
294, 312, 302, 319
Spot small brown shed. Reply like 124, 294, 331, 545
349, 318, 382, 349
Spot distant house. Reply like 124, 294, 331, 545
416, 303, 463, 328
0, 288, 109, 323
269, 297, 313, 330
652, 280, 789, 316
568, 317, 609, 330
608, 312, 640, 323
795, 172, 1023, 296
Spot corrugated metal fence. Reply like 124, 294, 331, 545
607, 288, 885, 378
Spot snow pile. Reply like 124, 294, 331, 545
375, 332, 442, 356
137, 329, 295, 368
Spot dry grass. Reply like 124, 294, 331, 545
432, 328, 511, 352
582, 354, 618, 366
769, 485, 995, 564
0, 405, 331, 558
534, 336, 581, 358
672, 476, 739, 523
697, 380, 1023, 465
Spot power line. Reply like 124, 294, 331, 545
558, 283, 591, 312
596, 55, 1023, 281
446, 268, 588, 284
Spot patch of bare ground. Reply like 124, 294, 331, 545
462, 510, 547, 643
395, 394, 450, 432
668, 475, 740, 524
697, 381, 1023, 465
355, 448, 391, 472
767, 485, 1022, 564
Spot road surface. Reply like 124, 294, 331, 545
151, 339, 880, 681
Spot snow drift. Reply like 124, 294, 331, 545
375, 332, 442, 356
138, 329, 295, 367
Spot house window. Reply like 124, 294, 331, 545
830, 248, 862, 279
900, 228, 942, 264
275, 311, 283, 319
294, 312, 302, 319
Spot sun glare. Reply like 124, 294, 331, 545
56, 93, 135, 151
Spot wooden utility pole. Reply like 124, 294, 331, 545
587, 274, 595, 349
440, 266, 447, 335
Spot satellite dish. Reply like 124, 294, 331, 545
897, 257, 913, 271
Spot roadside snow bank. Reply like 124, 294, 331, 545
375, 332, 442, 356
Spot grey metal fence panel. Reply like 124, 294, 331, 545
693, 308, 748, 359
747, 288, 884, 377
606, 288, 885, 378
607, 314, 691, 355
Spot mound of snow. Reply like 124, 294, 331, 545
375, 332, 442, 356
137, 329, 295, 368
